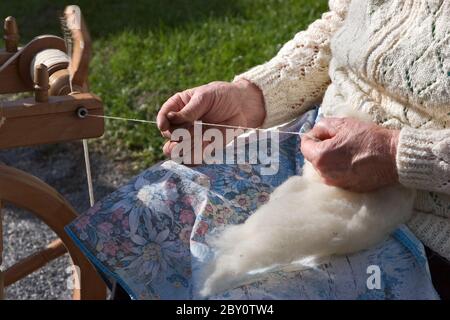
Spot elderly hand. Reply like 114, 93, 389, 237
157, 80, 265, 157
300, 117, 400, 192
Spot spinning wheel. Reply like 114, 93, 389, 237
0, 166, 105, 299
0, 6, 106, 299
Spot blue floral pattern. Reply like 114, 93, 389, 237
66, 109, 439, 300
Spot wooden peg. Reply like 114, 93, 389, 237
4, 16, 19, 53
34, 64, 50, 102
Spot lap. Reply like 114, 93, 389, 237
66, 109, 439, 300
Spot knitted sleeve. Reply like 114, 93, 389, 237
234, 0, 350, 128
396, 127, 450, 195
407, 212, 450, 261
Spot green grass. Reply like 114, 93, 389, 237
0, 0, 327, 170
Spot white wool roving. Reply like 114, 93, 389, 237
200, 109, 416, 297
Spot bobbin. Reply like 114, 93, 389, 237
30, 49, 80, 95
0, 15, 85, 96
0, 11, 105, 148
0, 34, 68, 94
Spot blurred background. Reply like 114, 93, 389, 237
0, 0, 326, 299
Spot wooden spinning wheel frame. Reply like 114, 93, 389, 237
0, 6, 107, 299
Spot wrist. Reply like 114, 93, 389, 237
234, 79, 266, 128
387, 129, 400, 182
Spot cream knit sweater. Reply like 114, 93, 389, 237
235, 0, 450, 260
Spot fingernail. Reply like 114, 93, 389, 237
167, 112, 176, 119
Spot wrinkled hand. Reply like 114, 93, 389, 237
300, 117, 400, 192
157, 80, 265, 157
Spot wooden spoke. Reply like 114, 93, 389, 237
4, 239, 66, 287
0, 164, 106, 299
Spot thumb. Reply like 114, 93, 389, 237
300, 134, 322, 162
309, 117, 343, 140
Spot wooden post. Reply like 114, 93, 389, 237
34, 64, 49, 103
4, 16, 19, 53
0, 200, 4, 300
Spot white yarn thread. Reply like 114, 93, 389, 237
30, 49, 69, 80
87, 114, 312, 137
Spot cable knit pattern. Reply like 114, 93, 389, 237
234, 0, 351, 128
234, 0, 450, 260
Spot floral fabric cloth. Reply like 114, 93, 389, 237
66, 108, 439, 300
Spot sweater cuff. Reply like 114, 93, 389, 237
233, 64, 291, 128
396, 127, 442, 190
